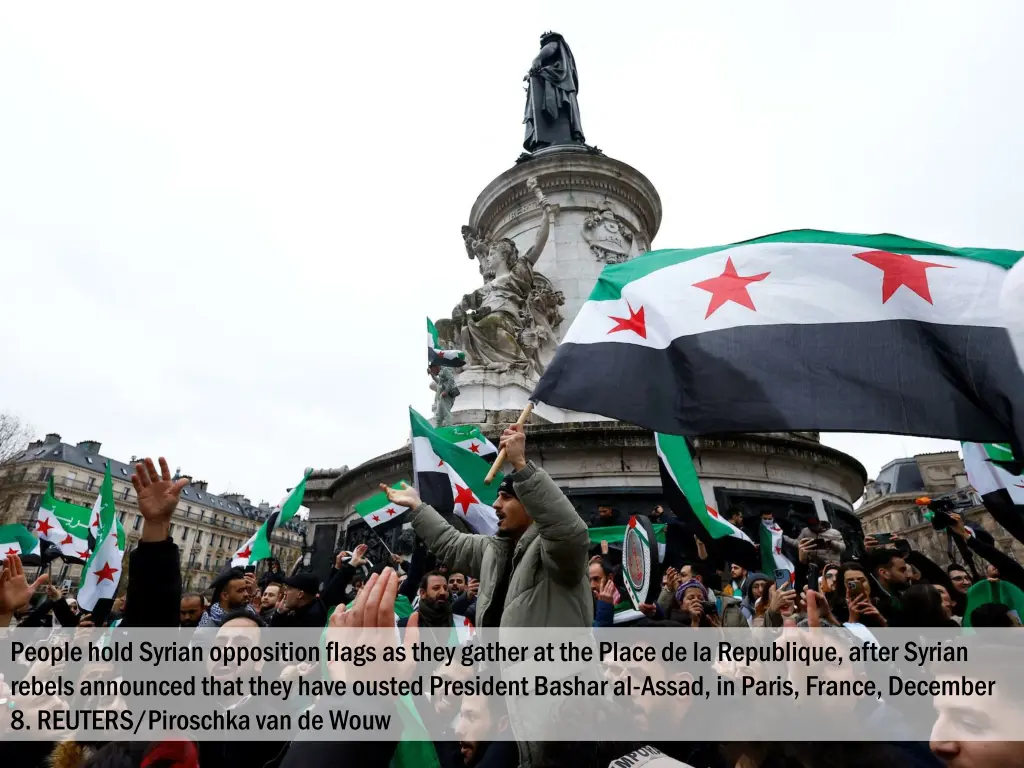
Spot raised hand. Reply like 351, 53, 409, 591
0, 554, 49, 615
380, 481, 421, 511
499, 424, 527, 471
132, 457, 189, 542
351, 544, 369, 568
467, 578, 480, 599
598, 579, 616, 605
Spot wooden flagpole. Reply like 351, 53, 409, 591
484, 402, 534, 485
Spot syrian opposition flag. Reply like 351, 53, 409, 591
962, 442, 1024, 545
78, 463, 125, 612
760, 519, 795, 585
435, 424, 498, 460
0, 524, 40, 559
655, 432, 758, 570
410, 407, 498, 535
355, 482, 411, 529
232, 470, 311, 568
36, 476, 92, 563
533, 230, 1024, 445
428, 317, 466, 368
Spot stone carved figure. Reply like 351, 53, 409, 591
523, 32, 585, 152
582, 207, 634, 264
429, 364, 459, 427
449, 178, 564, 377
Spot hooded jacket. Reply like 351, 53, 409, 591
741, 572, 772, 622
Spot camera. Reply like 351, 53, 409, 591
700, 600, 717, 616
916, 495, 962, 532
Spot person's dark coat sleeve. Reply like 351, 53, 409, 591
451, 593, 474, 617
18, 599, 54, 627
124, 538, 181, 627
967, 535, 1024, 592
51, 597, 79, 627
320, 563, 356, 610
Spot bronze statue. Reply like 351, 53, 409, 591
523, 32, 585, 152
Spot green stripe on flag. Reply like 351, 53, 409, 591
588, 524, 665, 546
410, 408, 501, 507
590, 229, 1024, 302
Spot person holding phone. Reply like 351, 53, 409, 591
828, 561, 887, 627
795, 515, 846, 567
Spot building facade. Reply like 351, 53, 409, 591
0, 434, 305, 594
857, 450, 1024, 566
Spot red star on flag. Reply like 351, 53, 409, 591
707, 506, 720, 518
77, 549, 91, 559
607, 302, 647, 339
236, 545, 252, 560
853, 250, 952, 304
438, 459, 445, 467
36, 517, 54, 537
60, 534, 73, 546
4, 547, 17, 557
93, 561, 119, 583
453, 484, 477, 515
386, 508, 397, 516
692, 257, 771, 318
774, 546, 782, 555
371, 514, 380, 522
468, 442, 480, 454
91, 513, 100, 528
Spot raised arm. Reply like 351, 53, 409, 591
382, 483, 489, 577
501, 426, 589, 584
523, 177, 557, 266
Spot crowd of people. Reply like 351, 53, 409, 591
2, 427, 1022, 768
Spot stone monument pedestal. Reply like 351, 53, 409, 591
449, 145, 661, 425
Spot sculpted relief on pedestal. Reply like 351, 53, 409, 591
440, 177, 565, 379
582, 207, 635, 264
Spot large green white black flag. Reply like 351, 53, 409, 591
533, 230, 1024, 446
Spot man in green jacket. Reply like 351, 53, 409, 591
383, 424, 592, 629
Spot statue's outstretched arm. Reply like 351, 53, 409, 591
524, 177, 558, 266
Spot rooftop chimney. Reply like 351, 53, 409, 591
76, 440, 102, 455
193, 480, 209, 492
43, 433, 61, 445
26, 440, 43, 451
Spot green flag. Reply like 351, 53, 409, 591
36, 476, 92, 561
232, 470, 311, 568
354, 482, 411, 529
410, 407, 498, 534
0, 524, 40, 558
427, 317, 466, 368
78, 463, 124, 611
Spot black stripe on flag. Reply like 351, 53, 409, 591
534, 321, 1024, 444
979, 489, 1024, 546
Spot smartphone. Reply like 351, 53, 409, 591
774, 569, 793, 591
806, 563, 820, 593
846, 579, 865, 599
244, 565, 256, 574
872, 532, 893, 545
811, 538, 828, 549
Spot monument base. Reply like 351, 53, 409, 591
450, 367, 607, 426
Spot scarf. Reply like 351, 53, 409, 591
196, 602, 256, 628
417, 596, 454, 628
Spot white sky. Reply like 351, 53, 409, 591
2, 2, 1021, 504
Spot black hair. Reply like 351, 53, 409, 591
946, 563, 969, 576
900, 584, 950, 627
216, 610, 265, 628
419, 570, 448, 592
830, 561, 870, 621
970, 602, 1013, 627
863, 547, 903, 577
181, 592, 204, 606
726, 505, 745, 519
211, 567, 247, 603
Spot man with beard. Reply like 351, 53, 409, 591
179, 592, 205, 627
454, 693, 517, 767
260, 582, 282, 622
382, 424, 591, 630
198, 567, 255, 628
864, 547, 912, 624
401, 571, 452, 628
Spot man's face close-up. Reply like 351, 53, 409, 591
223, 578, 250, 611
494, 492, 530, 538
262, 585, 281, 610
931, 684, 1024, 768
950, 569, 972, 595
589, 562, 607, 596
179, 596, 204, 627
422, 576, 449, 604
281, 585, 309, 612
448, 573, 466, 595
455, 695, 494, 766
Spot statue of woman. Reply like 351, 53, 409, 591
456, 179, 560, 374
523, 32, 585, 152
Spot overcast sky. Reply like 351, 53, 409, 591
2, 3, 1021, 504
